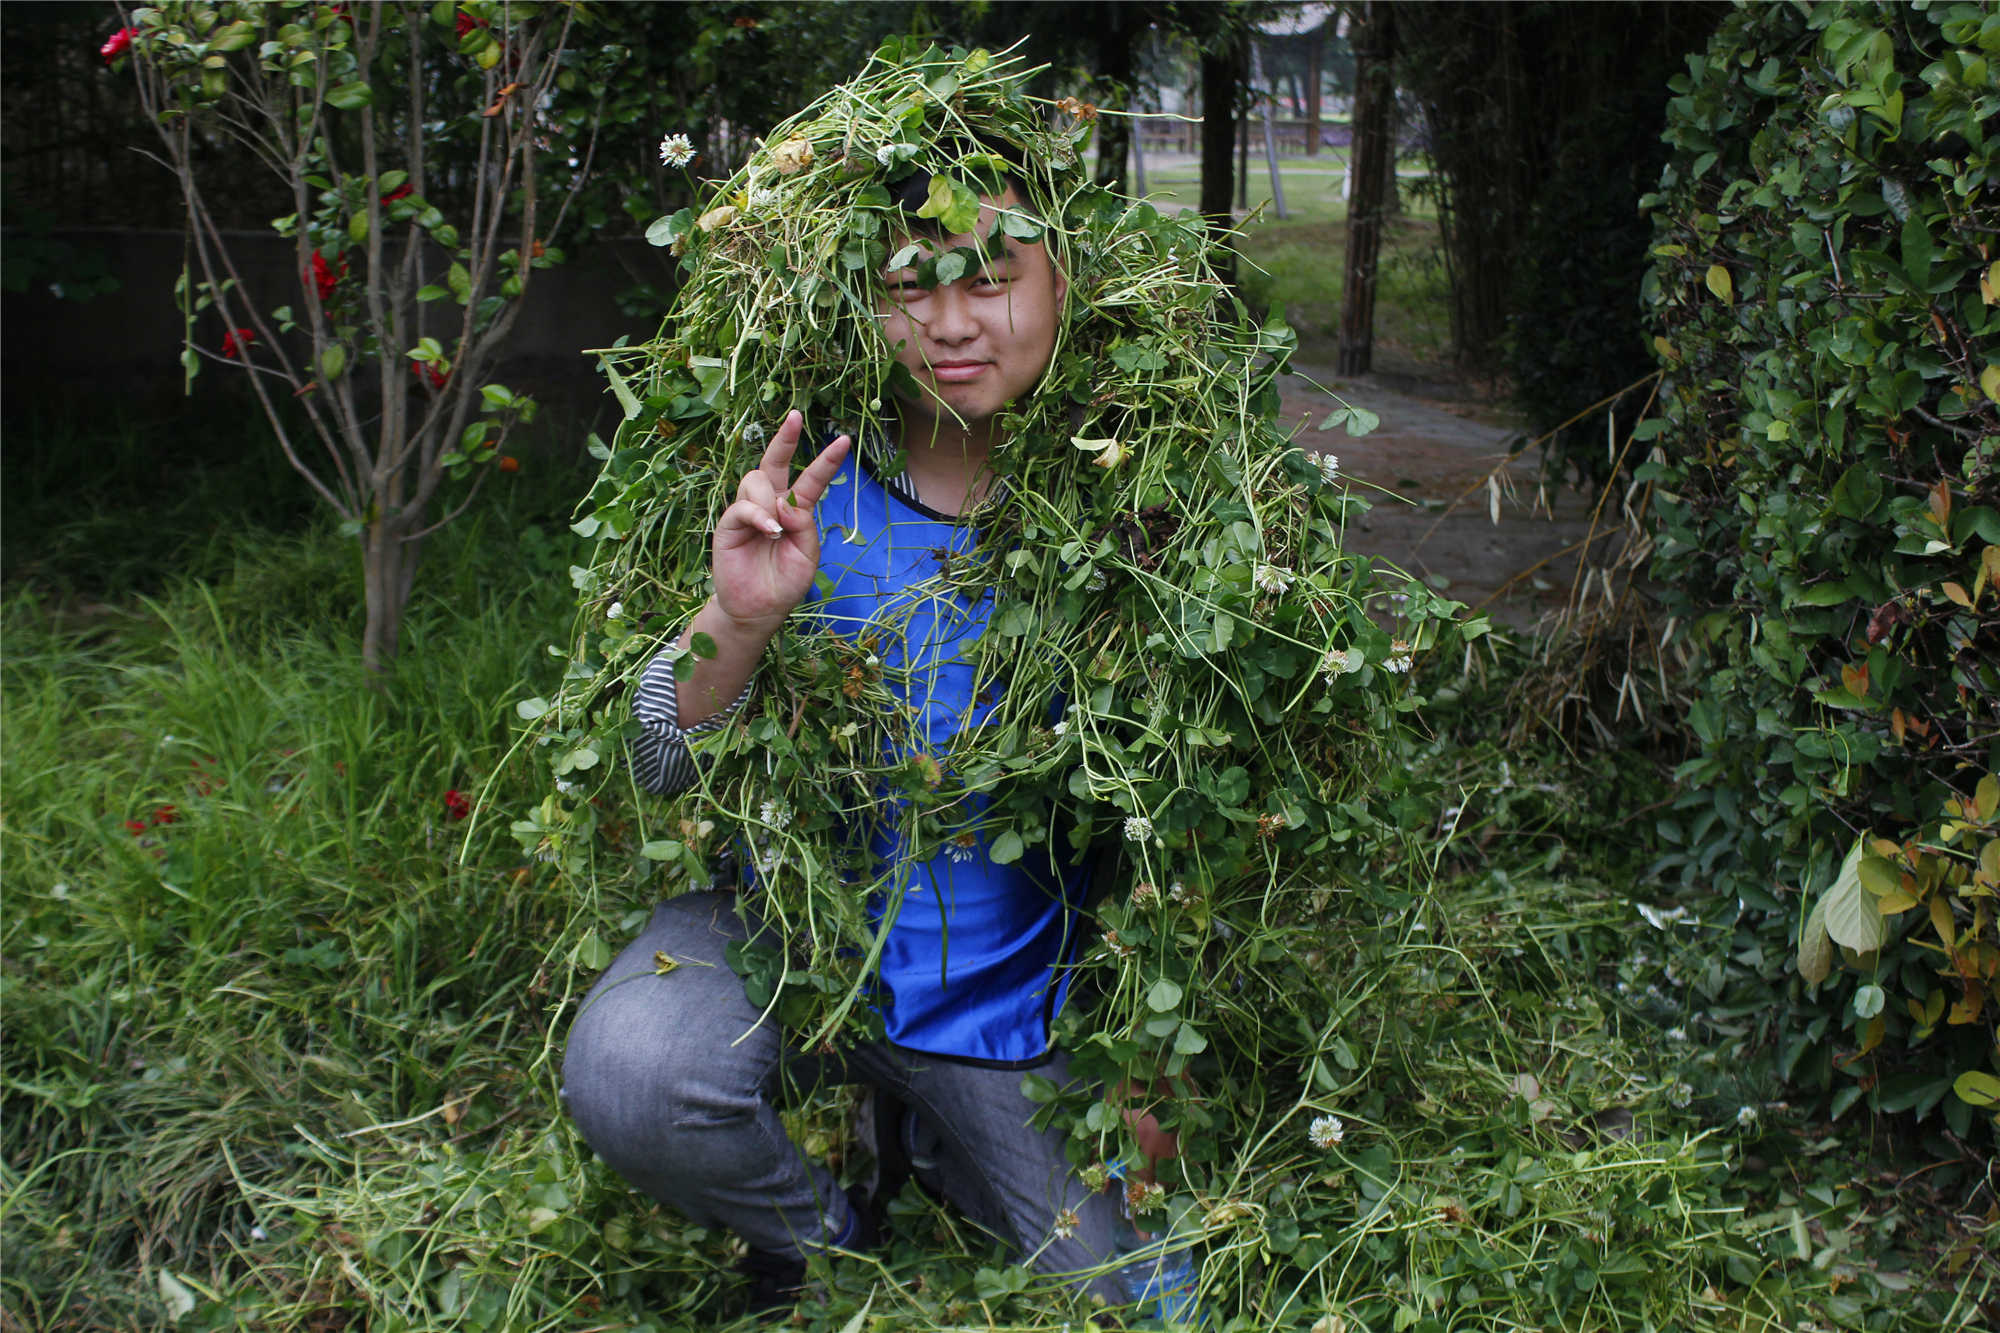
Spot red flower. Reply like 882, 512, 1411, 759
150, 804, 180, 826
455, 10, 488, 38
124, 819, 148, 836
222, 327, 257, 358
308, 249, 348, 302
382, 182, 413, 202
409, 360, 449, 390
443, 789, 472, 821
101, 27, 136, 64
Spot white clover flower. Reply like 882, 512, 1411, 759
749, 186, 779, 211
1320, 647, 1357, 682
1736, 1104, 1759, 1128
1168, 880, 1189, 904
1122, 815, 1153, 842
1085, 568, 1108, 592
1102, 929, 1134, 959
1669, 1081, 1693, 1108
1253, 563, 1295, 595
1383, 639, 1415, 674
1130, 880, 1159, 908
1667, 1026, 1688, 1042
758, 798, 791, 832
948, 835, 976, 864
740, 421, 768, 445
1052, 1206, 1079, 1240
1309, 1114, 1346, 1149
1317, 452, 1341, 483
607, 601, 624, 620
1052, 708, 1070, 737
555, 779, 578, 795
657, 133, 695, 168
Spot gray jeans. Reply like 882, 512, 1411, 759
560, 891, 1137, 1302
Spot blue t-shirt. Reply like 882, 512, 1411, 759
800, 448, 1087, 1065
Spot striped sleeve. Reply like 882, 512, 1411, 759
630, 647, 751, 796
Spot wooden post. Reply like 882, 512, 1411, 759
1337, 2, 1395, 376
1132, 115, 1149, 195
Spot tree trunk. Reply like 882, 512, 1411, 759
1337, 2, 1396, 376
1199, 34, 1246, 290
361, 518, 414, 676
1092, 1, 1145, 194
1304, 26, 1324, 157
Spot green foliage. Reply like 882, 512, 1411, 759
1640, 0, 1999, 1134
4, 409, 1980, 1329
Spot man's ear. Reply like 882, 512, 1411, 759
1053, 268, 1068, 306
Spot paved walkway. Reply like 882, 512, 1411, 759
1278, 363, 1621, 630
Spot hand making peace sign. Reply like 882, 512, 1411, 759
711, 410, 853, 632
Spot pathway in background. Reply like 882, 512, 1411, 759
1279, 363, 1611, 630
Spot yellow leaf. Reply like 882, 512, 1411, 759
1859, 1014, 1885, 1055
1706, 264, 1734, 304
1946, 989, 1982, 1025
1932, 894, 1957, 948
1975, 774, 1998, 821
1799, 897, 1834, 985
1925, 989, 1946, 1026
1983, 365, 2000, 404
1985, 262, 1999, 305
1653, 335, 1680, 362
1944, 581, 1973, 607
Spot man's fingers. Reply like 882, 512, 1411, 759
722, 483, 783, 539
719, 498, 785, 542
786, 433, 852, 511
757, 409, 805, 485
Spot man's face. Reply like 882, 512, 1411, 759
877, 187, 1067, 441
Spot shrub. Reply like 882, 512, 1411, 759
1639, 0, 1998, 1135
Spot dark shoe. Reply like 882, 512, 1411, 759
735, 1184, 876, 1316
737, 1247, 808, 1317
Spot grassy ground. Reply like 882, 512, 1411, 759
2, 396, 1990, 1332
1123, 150, 1452, 370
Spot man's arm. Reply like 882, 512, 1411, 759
627, 411, 851, 792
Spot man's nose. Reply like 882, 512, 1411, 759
923, 287, 978, 345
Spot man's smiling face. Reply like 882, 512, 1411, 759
877, 187, 1067, 443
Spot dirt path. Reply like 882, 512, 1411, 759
1279, 362, 1614, 629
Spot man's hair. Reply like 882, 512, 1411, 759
886, 133, 1036, 237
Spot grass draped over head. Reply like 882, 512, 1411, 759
535, 34, 1465, 1265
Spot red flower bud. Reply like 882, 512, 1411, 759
443, 789, 472, 821
408, 360, 449, 390
100, 28, 136, 64
498, 455, 520, 473
382, 182, 413, 202
150, 804, 180, 826
125, 818, 148, 836
222, 327, 257, 359
308, 249, 348, 303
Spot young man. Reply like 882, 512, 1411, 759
561, 180, 1191, 1314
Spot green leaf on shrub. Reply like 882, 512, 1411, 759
1953, 1070, 2000, 1107
326, 81, 372, 110
1798, 896, 1833, 984
1704, 264, 1732, 304
1820, 837, 1886, 954
1145, 978, 1183, 1012
988, 830, 1024, 864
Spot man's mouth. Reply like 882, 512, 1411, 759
928, 360, 990, 383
